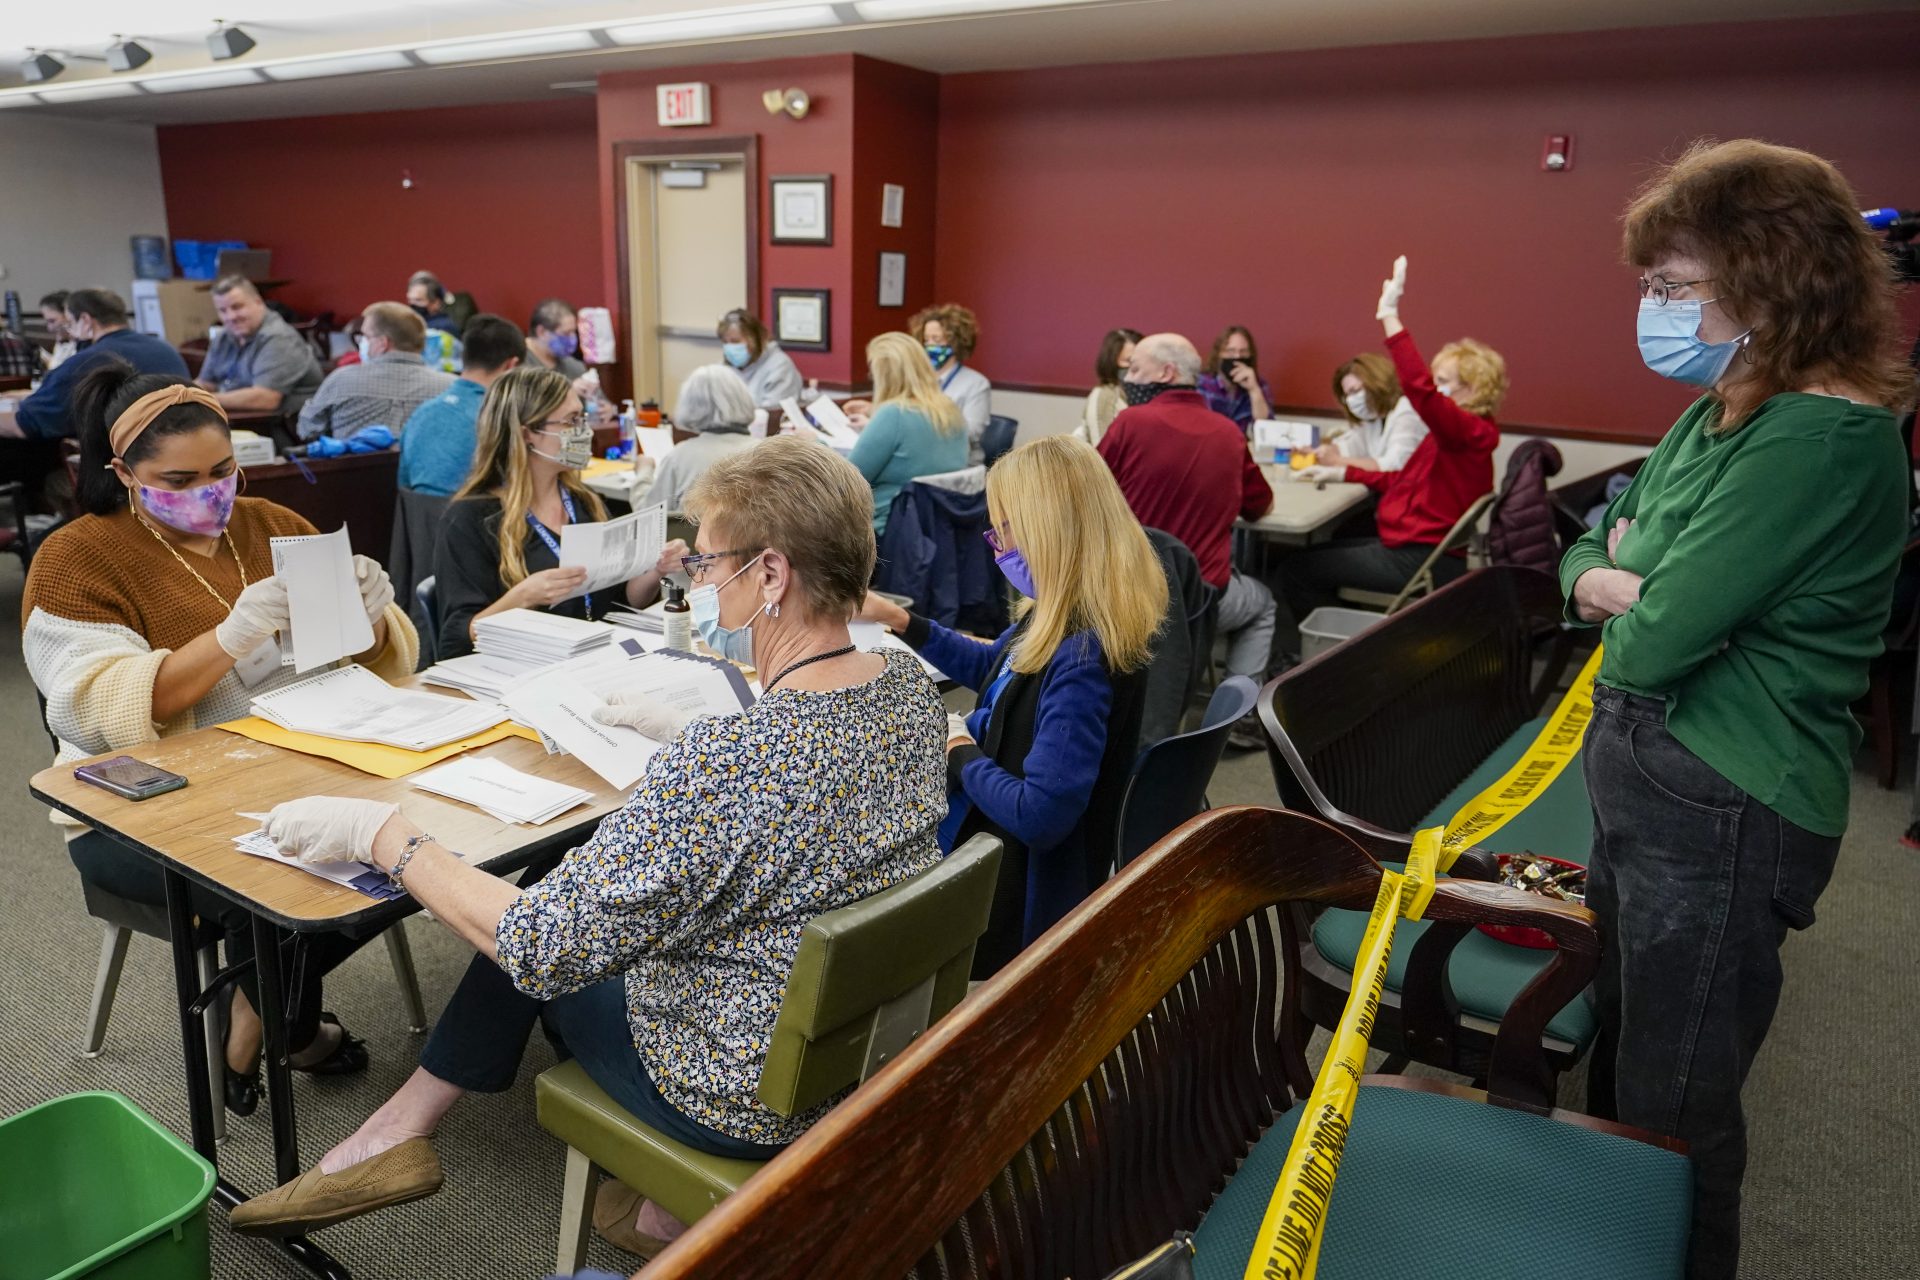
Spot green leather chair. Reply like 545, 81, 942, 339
535, 834, 1004, 1272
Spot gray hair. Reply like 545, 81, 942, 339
676, 364, 756, 433
1134, 333, 1203, 385
210, 274, 261, 300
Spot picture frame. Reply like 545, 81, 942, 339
770, 175, 833, 245
881, 183, 905, 228
772, 288, 831, 351
877, 252, 907, 308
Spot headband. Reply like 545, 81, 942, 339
109, 385, 228, 459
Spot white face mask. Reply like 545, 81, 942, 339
531, 423, 593, 470
1344, 390, 1375, 420
356, 336, 373, 363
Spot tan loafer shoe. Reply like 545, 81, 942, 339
592, 1178, 668, 1260
229, 1137, 443, 1238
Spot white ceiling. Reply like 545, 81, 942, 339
0, 0, 1912, 126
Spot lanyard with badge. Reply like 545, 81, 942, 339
138, 517, 282, 688
938, 362, 963, 393
524, 489, 591, 619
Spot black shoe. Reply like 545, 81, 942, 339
291, 1013, 369, 1077
1225, 711, 1267, 753
225, 1066, 262, 1117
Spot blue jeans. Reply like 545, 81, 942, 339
418, 954, 787, 1162
1582, 684, 1841, 1280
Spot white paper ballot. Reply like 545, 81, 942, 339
805, 396, 863, 449
778, 397, 806, 434
412, 756, 593, 826
633, 426, 675, 459
559, 503, 667, 598
497, 643, 754, 789
249, 664, 506, 751
1252, 419, 1320, 453
270, 526, 375, 673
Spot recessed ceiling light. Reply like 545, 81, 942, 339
34, 80, 143, 102
143, 68, 265, 94
414, 30, 600, 65
606, 4, 841, 45
856, 0, 1107, 16
0, 94, 41, 108
260, 51, 415, 81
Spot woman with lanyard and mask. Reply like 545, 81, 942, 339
21, 364, 417, 1114
859, 435, 1166, 976
433, 368, 687, 660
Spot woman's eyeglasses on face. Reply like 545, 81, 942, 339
680, 549, 756, 583
982, 527, 1012, 556
1638, 276, 1713, 306
536, 412, 591, 432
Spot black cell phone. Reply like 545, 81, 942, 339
74, 755, 188, 801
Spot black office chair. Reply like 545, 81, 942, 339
981, 415, 1019, 467
1111, 676, 1259, 869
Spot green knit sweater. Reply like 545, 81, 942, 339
1560, 392, 1906, 836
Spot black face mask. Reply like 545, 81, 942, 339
1218, 357, 1248, 377
1122, 379, 1176, 407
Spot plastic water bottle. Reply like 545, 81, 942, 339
804, 377, 819, 402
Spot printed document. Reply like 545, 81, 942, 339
804, 396, 863, 449
250, 664, 507, 751
270, 526, 374, 673
560, 503, 667, 597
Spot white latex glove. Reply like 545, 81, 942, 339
1376, 255, 1407, 321
946, 712, 975, 746
263, 796, 398, 865
592, 690, 694, 742
353, 554, 395, 625
1294, 465, 1346, 484
215, 576, 291, 660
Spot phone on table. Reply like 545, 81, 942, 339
74, 755, 188, 801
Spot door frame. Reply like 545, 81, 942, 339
611, 135, 760, 404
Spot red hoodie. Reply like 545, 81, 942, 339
1346, 330, 1498, 548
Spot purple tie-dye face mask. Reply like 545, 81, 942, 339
139, 473, 238, 537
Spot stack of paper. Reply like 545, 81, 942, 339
604, 606, 663, 636
270, 526, 375, 673
559, 503, 668, 597
232, 827, 402, 901
411, 757, 594, 825
474, 609, 615, 665
250, 664, 507, 751
419, 652, 544, 701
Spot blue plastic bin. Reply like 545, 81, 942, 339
0, 1092, 216, 1280
172, 240, 247, 280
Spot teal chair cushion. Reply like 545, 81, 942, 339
1192, 1085, 1690, 1280
1311, 715, 1597, 1048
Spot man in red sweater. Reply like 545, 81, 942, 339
1282, 258, 1501, 660
1097, 333, 1276, 682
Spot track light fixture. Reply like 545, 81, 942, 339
21, 50, 64, 83
207, 22, 257, 62
107, 40, 153, 73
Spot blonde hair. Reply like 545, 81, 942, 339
1333, 353, 1400, 423
987, 436, 1168, 675
1433, 338, 1508, 418
455, 367, 606, 587
868, 332, 964, 435
684, 435, 876, 620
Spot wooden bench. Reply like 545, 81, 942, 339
633, 806, 1690, 1279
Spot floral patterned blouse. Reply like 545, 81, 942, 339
493, 649, 947, 1143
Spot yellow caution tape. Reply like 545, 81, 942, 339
1241, 645, 1603, 1280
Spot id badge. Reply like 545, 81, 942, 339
234, 638, 282, 689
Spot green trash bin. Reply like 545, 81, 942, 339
0, 1092, 216, 1280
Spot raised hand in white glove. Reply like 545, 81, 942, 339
215, 576, 291, 660
946, 712, 975, 748
263, 796, 398, 865
352, 554, 395, 625
1294, 465, 1346, 484
592, 690, 694, 742
1376, 254, 1408, 321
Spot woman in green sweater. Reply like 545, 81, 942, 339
1562, 139, 1912, 1280
842, 332, 969, 532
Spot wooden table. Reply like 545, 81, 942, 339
30, 700, 626, 1279
245, 449, 399, 561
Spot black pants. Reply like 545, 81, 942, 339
69, 830, 369, 1053
1266, 536, 1462, 661
1582, 685, 1841, 1280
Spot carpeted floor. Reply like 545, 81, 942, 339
1, 551, 1912, 1278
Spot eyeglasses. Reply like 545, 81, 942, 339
680, 549, 758, 583
534, 412, 591, 432
982, 526, 1012, 556
1638, 276, 1714, 306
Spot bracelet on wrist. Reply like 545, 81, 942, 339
389, 832, 436, 887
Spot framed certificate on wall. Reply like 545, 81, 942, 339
773, 288, 830, 351
878, 252, 907, 308
770, 175, 833, 245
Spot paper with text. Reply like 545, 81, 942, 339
559, 503, 667, 598
270, 526, 375, 673
805, 396, 863, 449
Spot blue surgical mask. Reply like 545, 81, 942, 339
994, 547, 1036, 599
1637, 297, 1749, 388
688, 551, 766, 664
722, 342, 752, 369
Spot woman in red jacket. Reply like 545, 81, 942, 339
1276, 256, 1504, 661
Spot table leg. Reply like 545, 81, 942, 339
163, 869, 220, 1162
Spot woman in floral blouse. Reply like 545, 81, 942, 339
231, 437, 949, 1257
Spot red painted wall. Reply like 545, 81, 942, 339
933, 14, 1920, 439
851, 58, 942, 359
597, 55, 858, 383
157, 99, 601, 332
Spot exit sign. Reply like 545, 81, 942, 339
657, 82, 711, 128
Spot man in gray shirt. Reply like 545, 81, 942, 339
198, 275, 324, 416
297, 302, 454, 441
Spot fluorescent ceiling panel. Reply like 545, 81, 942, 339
261, 51, 415, 81
33, 80, 142, 101
0, 94, 40, 107
856, 0, 1106, 16
413, 30, 600, 65
142, 67, 265, 93
606, 4, 841, 45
